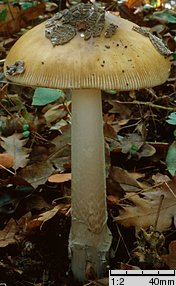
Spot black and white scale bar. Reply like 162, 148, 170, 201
109, 270, 176, 276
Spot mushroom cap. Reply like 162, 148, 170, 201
4, 11, 171, 90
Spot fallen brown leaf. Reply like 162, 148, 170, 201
125, 0, 144, 8
115, 179, 176, 232
0, 213, 31, 247
110, 166, 147, 192
1, 134, 30, 171
19, 161, 55, 188
48, 173, 71, 183
29, 204, 70, 230
0, 153, 14, 168
162, 240, 176, 269
0, 2, 45, 36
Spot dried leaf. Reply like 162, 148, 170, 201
19, 161, 55, 188
48, 173, 71, 183
125, 0, 144, 8
29, 204, 70, 229
82, 277, 109, 286
107, 194, 120, 205
0, 153, 14, 168
51, 124, 71, 153
0, 4, 21, 36
0, 213, 31, 247
121, 133, 144, 155
137, 143, 156, 158
162, 240, 176, 269
104, 122, 117, 139
21, 2, 45, 22
152, 173, 170, 184
115, 179, 176, 232
1, 134, 30, 171
44, 104, 69, 126
45, 2, 58, 12
120, 262, 140, 270
24, 195, 50, 212
108, 100, 131, 118
95, 278, 109, 286
110, 166, 146, 192
0, 2, 45, 36
0, 218, 19, 247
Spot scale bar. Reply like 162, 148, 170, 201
110, 270, 176, 276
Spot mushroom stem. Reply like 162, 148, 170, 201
69, 89, 112, 282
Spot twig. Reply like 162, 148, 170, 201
0, 99, 14, 117
0, 164, 15, 175
116, 100, 176, 111
6, 0, 15, 21
154, 194, 164, 231
111, 210, 131, 259
164, 181, 176, 200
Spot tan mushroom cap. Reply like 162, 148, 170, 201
4, 12, 170, 90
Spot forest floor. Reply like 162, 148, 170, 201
0, 1, 176, 285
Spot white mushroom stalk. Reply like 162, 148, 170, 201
70, 89, 111, 280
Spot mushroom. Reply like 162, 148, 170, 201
4, 3, 171, 282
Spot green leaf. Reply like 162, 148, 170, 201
0, 9, 7, 22
104, 89, 117, 95
153, 10, 176, 24
166, 112, 176, 125
32, 88, 64, 106
166, 141, 176, 176
10, 95, 33, 121
21, 2, 34, 10
130, 144, 139, 154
